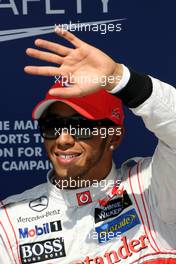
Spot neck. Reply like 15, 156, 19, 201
53, 159, 113, 190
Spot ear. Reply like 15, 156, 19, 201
107, 126, 125, 151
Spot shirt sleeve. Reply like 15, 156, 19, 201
114, 71, 176, 223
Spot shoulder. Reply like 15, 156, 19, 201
119, 156, 152, 185
0, 182, 48, 210
119, 157, 152, 174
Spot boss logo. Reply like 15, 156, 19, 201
20, 237, 66, 264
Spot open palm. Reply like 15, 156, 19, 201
25, 28, 122, 98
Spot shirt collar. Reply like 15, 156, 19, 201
47, 162, 120, 208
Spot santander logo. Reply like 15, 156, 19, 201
84, 234, 149, 263
82, 234, 176, 263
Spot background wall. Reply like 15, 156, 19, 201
0, 0, 175, 199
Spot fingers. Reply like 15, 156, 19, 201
34, 39, 72, 56
55, 27, 85, 48
26, 48, 63, 65
24, 66, 65, 76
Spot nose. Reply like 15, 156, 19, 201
55, 130, 75, 149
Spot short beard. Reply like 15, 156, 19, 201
53, 138, 108, 189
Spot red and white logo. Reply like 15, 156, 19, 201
111, 108, 120, 120
76, 191, 92, 206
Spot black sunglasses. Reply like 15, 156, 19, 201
38, 116, 116, 140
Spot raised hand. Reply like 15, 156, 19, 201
25, 28, 123, 98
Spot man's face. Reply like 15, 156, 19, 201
42, 102, 121, 183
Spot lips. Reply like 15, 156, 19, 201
58, 153, 80, 159
54, 152, 82, 164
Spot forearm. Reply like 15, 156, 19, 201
112, 67, 176, 149
112, 68, 176, 223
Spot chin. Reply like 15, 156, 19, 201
54, 168, 70, 178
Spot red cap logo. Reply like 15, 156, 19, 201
76, 191, 92, 206
111, 108, 121, 120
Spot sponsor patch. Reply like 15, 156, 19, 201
95, 208, 140, 243
17, 209, 60, 223
29, 196, 48, 212
76, 191, 92, 206
84, 234, 149, 263
19, 237, 66, 264
95, 191, 132, 223
19, 220, 62, 239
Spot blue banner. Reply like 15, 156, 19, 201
0, 0, 175, 199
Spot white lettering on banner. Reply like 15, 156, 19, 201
2, 160, 52, 171
46, 0, 65, 15
33, 133, 44, 143
0, 0, 111, 15
0, 0, 19, 15
23, 0, 40, 15
76, 0, 110, 13
0, 134, 30, 144
18, 147, 42, 157
0, 121, 10, 131
0, 148, 13, 157
14, 120, 38, 130
0, 120, 50, 172
77, 0, 82, 14
101, 0, 109, 13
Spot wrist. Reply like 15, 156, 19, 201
108, 65, 131, 94
105, 63, 123, 92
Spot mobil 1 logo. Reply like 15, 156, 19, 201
20, 237, 66, 264
19, 221, 62, 239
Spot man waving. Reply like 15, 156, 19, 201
0, 28, 176, 264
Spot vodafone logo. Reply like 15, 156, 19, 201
76, 191, 92, 206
